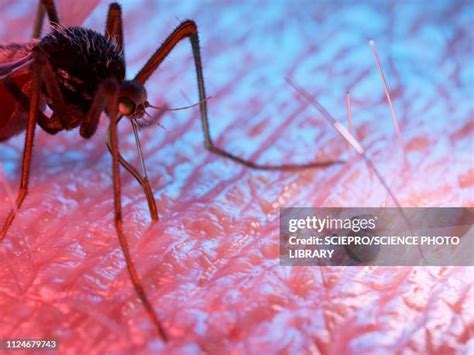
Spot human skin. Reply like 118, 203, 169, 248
0, 0, 472, 353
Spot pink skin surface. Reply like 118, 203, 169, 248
0, 0, 473, 354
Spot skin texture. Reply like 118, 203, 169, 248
0, 0, 473, 353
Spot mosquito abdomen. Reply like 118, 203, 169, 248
0, 43, 37, 141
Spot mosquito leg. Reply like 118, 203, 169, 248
34, 52, 74, 130
42, 0, 60, 25
79, 86, 106, 138
134, 21, 343, 170
105, 3, 124, 52
0, 60, 41, 241
206, 146, 344, 170
1, 77, 63, 135
32, 0, 46, 39
1, 54, 67, 136
32, 0, 60, 39
87, 79, 167, 340
5, 52, 76, 137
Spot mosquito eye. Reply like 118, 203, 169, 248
118, 97, 136, 116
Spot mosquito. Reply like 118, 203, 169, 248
0, 0, 343, 341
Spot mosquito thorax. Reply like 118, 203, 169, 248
35, 26, 125, 113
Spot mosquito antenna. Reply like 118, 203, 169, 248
130, 119, 149, 179
147, 96, 212, 112
144, 110, 167, 130
369, 40, 401, 140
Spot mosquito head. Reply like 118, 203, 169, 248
118, 80, 149, 119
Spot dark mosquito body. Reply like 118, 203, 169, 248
0, 26, 152, 140
36, 27, 125, 130
0, 0, 342, 344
